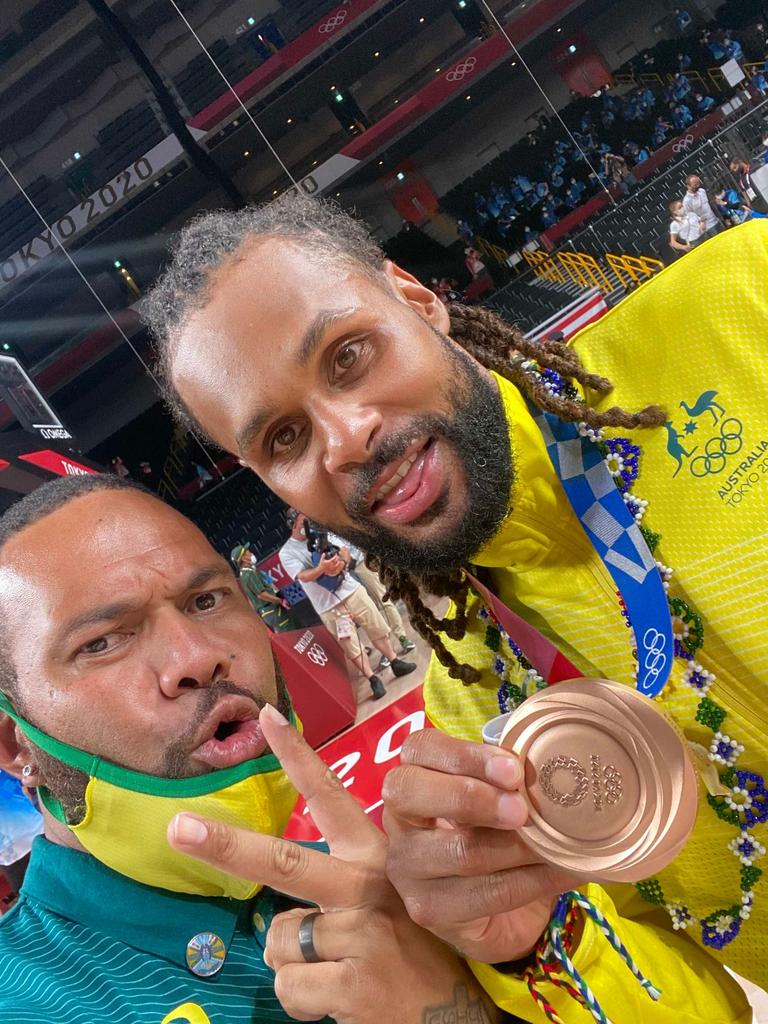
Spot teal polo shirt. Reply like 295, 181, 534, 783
0, 837, 332, 1024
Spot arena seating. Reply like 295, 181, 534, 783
183, 467, 289, 561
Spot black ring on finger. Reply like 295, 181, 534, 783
297, 910, 323, 963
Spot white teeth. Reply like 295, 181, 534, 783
374, 453, 418, 502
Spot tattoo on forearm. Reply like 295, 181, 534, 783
422, 985, 495, 1023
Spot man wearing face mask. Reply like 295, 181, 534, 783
682, 174, 721, 241
146, 196, 765, 1023
0, 475, 499, 1024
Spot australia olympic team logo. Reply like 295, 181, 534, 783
664, 390, 744, 479
318, 10, 348, 34
446, 56, 477, 82
638, 627, 667, 692
672, 133, 695, 153
307, 643, 328, 666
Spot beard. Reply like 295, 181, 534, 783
28, 663, 292, 826
319, 326, 513, 578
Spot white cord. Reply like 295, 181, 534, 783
166, 0, 298, 187
477, 1, 616, 203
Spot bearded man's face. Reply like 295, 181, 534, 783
171, 243, 512, 576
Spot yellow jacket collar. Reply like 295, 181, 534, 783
471, 372, 583, 571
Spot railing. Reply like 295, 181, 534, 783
613, 60, 766, 94
557, 250, 614, 293
605, 252, 665, 289
522, 248, 566, 284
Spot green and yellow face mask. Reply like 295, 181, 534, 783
0, 692, 298, 900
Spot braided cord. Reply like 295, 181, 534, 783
523, 891, 662, 1023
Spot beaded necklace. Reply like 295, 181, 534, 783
480, 362, 765, 953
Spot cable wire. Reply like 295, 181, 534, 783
477, 1, 616, 204
0, 155, 220, 471
166, 0, 299, 187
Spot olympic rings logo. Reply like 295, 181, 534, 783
639, 627, 667, 691
307, 643, 328, 666
672, 133, 695, 153
446, 57, 478, 82
318, 10, 348, 33
690, 417, 743, 477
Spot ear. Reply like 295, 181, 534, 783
0, 714, 41, 788
382, 260, 451, 334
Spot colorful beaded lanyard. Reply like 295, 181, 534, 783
481, 361, 764, 965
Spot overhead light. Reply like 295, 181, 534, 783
243, 150, 250, 156
1, 343, 10, 352
349, 124, 355, 129
465, 93, 471, 100
336, 192, 341, 197
113, 260, 122, 268
73, 151, 81, 160
233, 119, 239, 126
378, 160, 384, 165
247, 16, 255, 26
394, 98, 399, 104
435, 67, 441, 72
334, 91, 344, 102
396, 171, 406, 181
312, 159, 318, 166
330, 84, 336, 90
286, 117, 293, 124
556, 26, 562, 32
273, 189, 278, 195
374, 50, 380, 57
419, 16, 425, 23
568, 44, 577, 53
511, 61, 517, 66
458, 0, 467, 7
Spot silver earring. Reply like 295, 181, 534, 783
22, 765, 33, 779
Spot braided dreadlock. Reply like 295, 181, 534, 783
369, 302, 666, 685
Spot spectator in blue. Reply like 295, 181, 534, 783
457, 217, 474, 243
752, 69, 768, 97
473, 192, 489, 224
672, 103, 693, 130
515, 173, 533, 193
569, 176, 586, 200
541, 202, 558, 229
672, 73, 692, 101
695, 91, 716, 114
705, 32, 727, 61
674, 7, 692, 33
714, 188, 751, 226
535, 180, 550, 200
724, 31, 744, 63
678, 52, 692, 72
636, 145, 650, 163
640, 85, 656, 110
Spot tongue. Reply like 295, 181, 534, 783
376, 446, 428, 510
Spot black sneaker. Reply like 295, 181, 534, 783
369, 675, 387, 700
390, 658, 417, 678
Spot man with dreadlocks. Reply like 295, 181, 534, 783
144, 195, 766, 1023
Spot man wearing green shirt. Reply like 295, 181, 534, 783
0, 474, 498, 1024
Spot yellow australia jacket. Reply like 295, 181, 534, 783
424, 220, 768, 1022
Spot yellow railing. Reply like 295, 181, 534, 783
605, 252, 665, 289
475, 235, 512, 268
557, 250, 615, 293
615, 60, 765, 93
522, 248, 566, 283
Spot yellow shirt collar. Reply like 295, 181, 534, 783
471, 371, 583, 570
